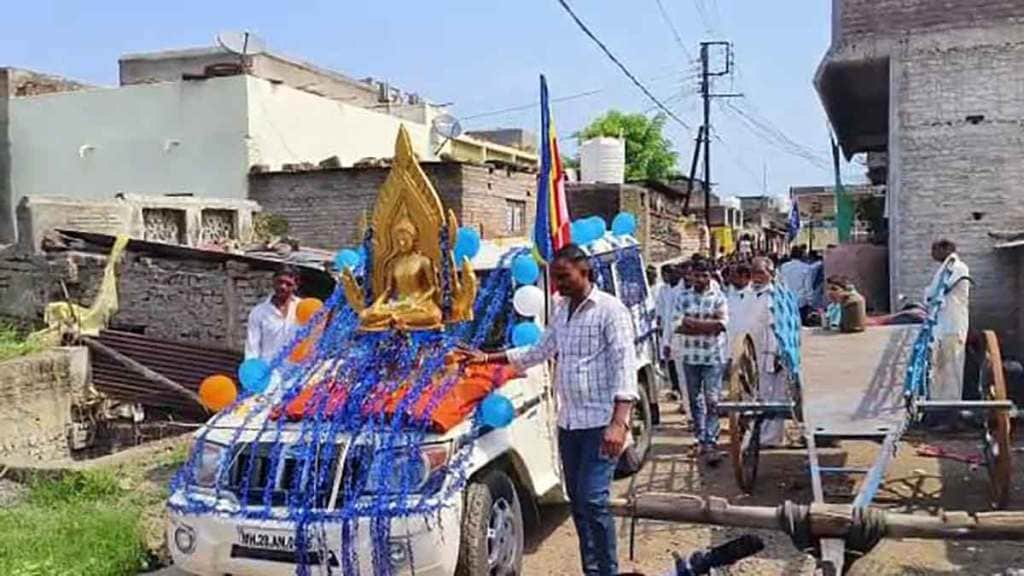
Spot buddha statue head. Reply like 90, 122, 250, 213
393, 209, 418, 254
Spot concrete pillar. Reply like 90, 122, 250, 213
0, 69, 13, 244
886, 56, 902, 313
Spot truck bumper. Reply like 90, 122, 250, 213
167, 494, 461, 576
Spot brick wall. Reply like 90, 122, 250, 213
0, 250, 278, 351
566, 183, 622, 223
0, 348, 87, 462
837, 0, 1024, 42
249, 162, 536, 250
890, 24, 1024, 347
458, 164, 536, 240
566, 182, 695, 263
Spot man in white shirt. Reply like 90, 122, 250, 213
468, 244, 637, 576
738, 234, 754, 259
724, 263, 754, 356
245, 265, 301, 363
926, 239, 971, 401
779, 246, 813, 320
749, 258, 787, 446
656, 264, 685, 405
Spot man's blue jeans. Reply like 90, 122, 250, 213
559, 426, 619, 576
682, 362, 725, 447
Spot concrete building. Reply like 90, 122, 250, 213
1, 44, 537, 243
736, 196, 789, 256
816, 0, 1024, 347
789, 184, 885, 247
0, 68, 93, 243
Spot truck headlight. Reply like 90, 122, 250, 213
174, 524, 197, 554
192, 441, 228, 488
363, 443, 451, 494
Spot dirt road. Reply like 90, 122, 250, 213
523, 410, 1024, 575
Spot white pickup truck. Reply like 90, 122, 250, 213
167, 238, 663, 576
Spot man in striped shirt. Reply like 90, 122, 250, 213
467, 244, 638, 576
674, 261, 729, 464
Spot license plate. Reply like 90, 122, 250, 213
236, 527, 298, 551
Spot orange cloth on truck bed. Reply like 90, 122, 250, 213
271, 379, 351, 421
387, 363, 520, 432
272, 364, 519, 429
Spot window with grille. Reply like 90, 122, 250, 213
505, 199, 526, 233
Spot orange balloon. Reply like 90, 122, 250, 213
289, 338, 314, 363
199, 374, 237, 412
295, 298, 324, 325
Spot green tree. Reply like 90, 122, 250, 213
578, 110, 678, 182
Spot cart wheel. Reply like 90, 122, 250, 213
728, 334, 761, 493
979, 330, 1012, 509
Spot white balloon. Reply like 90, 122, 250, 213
513, 285, 545, 317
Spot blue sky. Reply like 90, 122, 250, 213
2, 0, 861, 198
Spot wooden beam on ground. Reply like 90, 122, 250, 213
81, 336, 208, 413
609, 493, 1024, 542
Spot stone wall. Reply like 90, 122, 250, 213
889, 22, 1024, 348
249, 162, 536, 249
0, 249, 278, 351
836, 0, 1024, 42
0, 347, 88, 462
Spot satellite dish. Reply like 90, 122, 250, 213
431, 114, 463, 140
431, 114, 463, 156
216, 31, 267, 56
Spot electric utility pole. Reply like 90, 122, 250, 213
696, 41, 742, 233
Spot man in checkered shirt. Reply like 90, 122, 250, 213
467, 244, 638, 576
673, 260, 729, 464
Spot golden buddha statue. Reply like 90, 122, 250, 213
352, 208, 443, 331
341, 126, 477, 331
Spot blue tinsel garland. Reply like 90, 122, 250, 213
170, 246, 520, 576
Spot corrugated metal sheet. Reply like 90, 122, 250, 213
90, 330, 242, 420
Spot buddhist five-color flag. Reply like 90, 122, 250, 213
533, 74, 570, 263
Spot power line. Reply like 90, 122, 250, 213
710, 129, 766, 189
693, 0, 716, 35
720, 99, 830, 170
652, 0, 695, 62
461, 89, 604, 121
459, 71, 692, 123
554, 0, 694, 130
722, 60, 831, 169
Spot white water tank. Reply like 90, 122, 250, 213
580, 137, 626, 184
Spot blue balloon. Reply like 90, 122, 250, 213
455, 227, 481, 262
570, 220, 589, 244
511, 254, 540, 285
511, 321, 542, 347
238, 358, 270, 394
333, 248, 362, 271
585, 216, 607, 242
478, 392, 515, 428
612, 212, 637, 236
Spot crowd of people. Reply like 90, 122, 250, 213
648, 244, 879, 463
651, 252, 793, 463
648, 237, 971, 465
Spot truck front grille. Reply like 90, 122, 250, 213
226, 442, 342, 509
